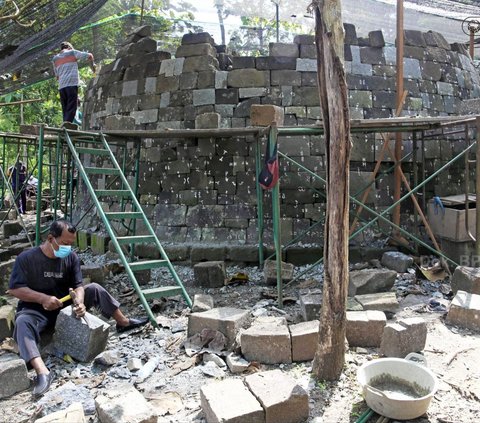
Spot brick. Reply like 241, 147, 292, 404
451, 266, 480, 295
354, 292, 399, 313
0, 304, 15, 340
380, 317, 427, 357
201, 379, 264, 423
53, 307, 110, 362
381, 251, 414, 273
245, 369, 309, 423
250, 104, 284, 127
188, 307, 250, 348
193, 261, 226, 288
346, 310, 386, 347
96, 385, 157, 423
348, 269, 397, 296
290, 320, 319, 361
446, 290, 480, 331
241, 317, 292, 364
36, 402, 86, 423
299, 294, 322, 321
0, 359, 30, 398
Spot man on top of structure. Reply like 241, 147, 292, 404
8, 220, 148, 398
52, 42, 96, 124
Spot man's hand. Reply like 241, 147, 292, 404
41, 296, 62, 311
73, 302, 86, 318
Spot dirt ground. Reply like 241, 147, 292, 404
1, 255, 479, 423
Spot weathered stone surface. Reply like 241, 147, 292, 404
81, 264, 106, 284
38, 381, 96, 416
263, 259, 294, 286
368, 30, 385, 48
228, 69, 268, 87
226, 352, 250, 373
91, 233, 111, 255
250, 104, 284, 126
245, 369, 309, 423
404, 30, 426, 47
354, 292, 399, 313
346, 310, 387, 347
446, 290, 480, 331
176, 43, 217, 57
192, 294, 215, 312
381, 251, 414, 273
182, 32, 214, 45
299, 294, 322, 321
188, 307, 250, 348
54, 306, 110, 362
3, 221, 22, 237
0, 359, 29, 398
0, 259, 15, 295
193, 89, 216, 106
290, 320, 319, 361
104, 114, 135, 130
195, 112, 221, 129
241, 317, 292, 364
451, 266, 480, 295
96, 384, 157, 423
348, 269, 397, 296
0, 304, 15, 341
380, 317, 428, 357
36, 402, 86, 423
200, 379, 264, 423
269, 43, 299, 58
184, 55, 219, 72
193, 261, 226, 288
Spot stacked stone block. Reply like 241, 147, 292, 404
81, 24, 480, 247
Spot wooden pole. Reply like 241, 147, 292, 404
470, 29, 475, 60
393, 0, 404, 241
476, 116, 480, 257
311, 0, 350, 381
0, 98, 42, 107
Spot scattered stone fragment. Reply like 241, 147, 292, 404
289, 320, 319, 362
53, 307, 110, 362
245, 369, 309, 423
446, 290, 480, 331
201, 360, 226, 378
264, 259, 295, 286
81, 264, 106, 284
354, 292, 399, 313
193, 261, 226, 288
108, 367, 131, 379
192, 294, 215, 312
241, 317, 292, 364
348, 269, 397, 296
380, 317, 427, 357
94, 350, 121, 366
203, 352, 226, 368
0, 304, 15, 341
96, 384, 157, 423
346, 310, 386, 347
127, 358, 143, 372
0, 359, 30, 399
36, 402, 86, 423
381, 251, 414, 273
226, 352, 250, 373
200, 379, 264, 423
136, 356, 162, 383
38, 381, 96, 416
451, 266, 480, 295
188, 307, 250, 348
299, 294, 322, 321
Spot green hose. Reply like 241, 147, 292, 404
356, 408, 374, 423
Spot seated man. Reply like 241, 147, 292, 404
8, 220, 148, 398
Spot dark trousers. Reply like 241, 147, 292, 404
11, 184, 27, 214
13, 283, 120, 363
59, 86, 78, 122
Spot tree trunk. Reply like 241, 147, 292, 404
311, 0, 351, 381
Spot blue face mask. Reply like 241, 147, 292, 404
52, 238, 72, 258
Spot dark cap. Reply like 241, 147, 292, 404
60, 41, 73, 50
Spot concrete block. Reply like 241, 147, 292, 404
299, 294, 322, 321
192, 294, 215, 312
446, 290, 480, 331
245, 369, 309, 423
346, 310, 386, 347
451, 266, 480, 295
354, 292, 399, 313
250, 104, 284, 127
348, 269, 397, 296
290, 320, 319, 361
90, 233, 111, 255
195, 113, 221, 129
188, 307, 250, 348
0, 304, 15, 341
80, 264, 106, 284
193, 261, 226, 288
241, 317, 292, 364
95, 384, 157, 423
0, 359, 30, 398
54, 307, 110, 362
263, 259, 294, 286
380, 317, 427, 357
36, 402, 86, 423
381, 251, 414, 273
200, 379, 264, 423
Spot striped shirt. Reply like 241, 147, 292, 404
52, 49, 92, 89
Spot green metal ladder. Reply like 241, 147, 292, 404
62, 129, 192, 326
